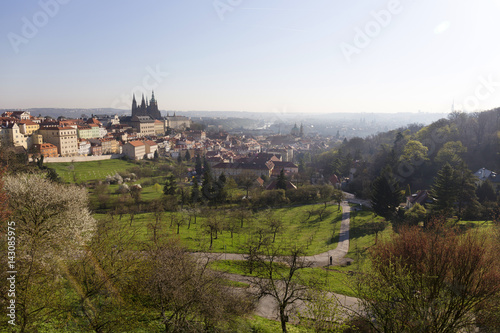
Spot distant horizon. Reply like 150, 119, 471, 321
1, 106, 456, 116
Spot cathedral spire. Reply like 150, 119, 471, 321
151, 90, 156, 104
141, 94, 146, 109
132, 94, 137, 109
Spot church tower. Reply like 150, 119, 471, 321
131, 91, 162, 119
147, 91, 161, 119
132, 94, 137, 110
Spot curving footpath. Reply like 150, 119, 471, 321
193, 201, 352, 267
193, 201, 358, 321
304, 202, 350, 267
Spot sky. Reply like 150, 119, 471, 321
1, 0, 500, 114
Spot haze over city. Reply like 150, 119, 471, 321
2, 0, 500, 113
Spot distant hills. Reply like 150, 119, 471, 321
1, 107, 452, 138
8, 107, 447, 123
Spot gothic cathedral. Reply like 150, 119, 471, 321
131, 91, 162, 120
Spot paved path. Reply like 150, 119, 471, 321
193, 201, 352, 267
225, 273, 359, 321
305, 202, 350, 267
193, 201, 359, 321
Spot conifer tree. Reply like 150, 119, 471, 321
163, 174, 177, 195
195, 154, 203, 176
191, 177, 200, 204
455, 163, 480, 220
276, 169, 287, 190
429, 163, 457, 217
371, 166, 402, 220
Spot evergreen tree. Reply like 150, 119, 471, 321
218, 173, 226, 185
163, 174, 177, 195
215, 178, 228, 206
429, 163, 457, 217
191, 177, 201, 204
370, 166, 402, 220
477, 180, 497, 203
454, 163, 480, 220
340, 152, 353, 177
177, 154, 182, 164
195, 154, 203, 176
276, 169, 287, 190
185, 150, 191, 161
201, 171, 216, 203
203, 156, 211, 176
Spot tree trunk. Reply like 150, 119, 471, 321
279, 306, 288, 333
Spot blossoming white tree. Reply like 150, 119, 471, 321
4, 173, 96, 333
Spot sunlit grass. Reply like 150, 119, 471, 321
95, 203, 344, 256
46, 159, 137, 183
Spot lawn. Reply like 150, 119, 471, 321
94, 203, 344, 255
244, 316, 315, 333
346, 206, 393, 270
46, 159, 138, 183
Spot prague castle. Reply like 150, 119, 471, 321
132, 92, 161, 120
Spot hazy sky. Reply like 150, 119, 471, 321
1, 0, 500, 114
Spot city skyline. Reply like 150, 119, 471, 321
1, 0, 500, 114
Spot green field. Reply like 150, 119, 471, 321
46, 159, 138, 183
94, 203, 344, 256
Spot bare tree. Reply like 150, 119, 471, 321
137, 237, 253, 332
202, 210, 224, 250
250, 245, 313, 333
148, 199, 164, 226
233, 207, 253, 228
267, 212, 284, 243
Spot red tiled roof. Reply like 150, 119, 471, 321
127, 140, 145, 147
19, 119, 38, 126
